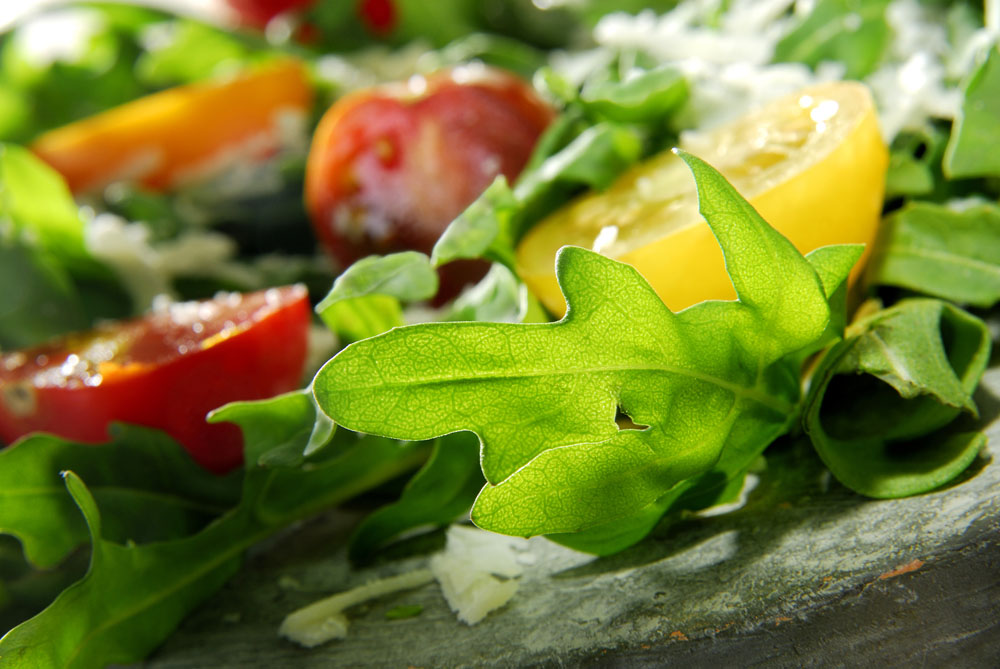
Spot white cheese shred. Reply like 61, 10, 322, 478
278, 569, 434, 648
429, 525, 527, 625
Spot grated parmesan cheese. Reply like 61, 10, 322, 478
429, 525, 529, 625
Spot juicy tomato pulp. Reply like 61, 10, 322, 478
0, 286, 311, 473
305, 65, 554, 300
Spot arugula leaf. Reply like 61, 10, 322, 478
432, 59, 689, 275
432, 119, 645, 273
0, 242, 87, 349
445, 263, 543, 324
868, 201, 1000, 307
550, 242, 861, 555
0, 425, 239, 569
432, 177, 521, 270
885, 129, 940, 198
432, 120, 643, 269
0, 144, 126, 346
134, 20, 254, 87
314, 153, 855, 537
515, 122, 643, 201
944, 46, 1000, 179
774, 0, 891, 79
0, 393, 429, 667
207, 391, 336, 467
578, 65, 688, 123
315, 251, 438, 343
0, 471, 244, 669
0, 145, 97, 275
348, 432, 484, 563
803, 299, 991, 498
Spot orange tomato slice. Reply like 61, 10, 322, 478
31, 59, 313, 193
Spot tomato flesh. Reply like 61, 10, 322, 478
305, 65, 553, 299
0, 286, 311, 473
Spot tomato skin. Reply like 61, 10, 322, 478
0, 286, 311, 473
225, 0, 316, 27
305, 66, 553, 299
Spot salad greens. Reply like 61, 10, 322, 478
804, 298, 991, 498
870, 201, 1000, 306
1, 0, 999, 666
0, 391, 429, 667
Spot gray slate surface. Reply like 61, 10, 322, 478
148, 361, 1000, 668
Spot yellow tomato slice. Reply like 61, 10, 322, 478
31, 59, 313, 194
516, 81, 888, 315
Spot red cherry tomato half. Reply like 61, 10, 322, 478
305, 65, 554, 299
225, 0, 316, 28
0, 286, 311, 473
358, 0, 396, 35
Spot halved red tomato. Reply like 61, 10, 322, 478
0, 285, 311, 473
225, 0, 316, 28
305, 64, 554, 299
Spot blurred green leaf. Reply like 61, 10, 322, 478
944, 46, 1000, 179
579, 65, 687, 123
869, 201, 1000, 307
134, 20, 253, 87
775, 0, 891, 79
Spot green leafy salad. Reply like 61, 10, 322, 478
0, 0, 999, 666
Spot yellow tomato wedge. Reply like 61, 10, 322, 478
516, 81, 888, 315
31, 59, 313, 194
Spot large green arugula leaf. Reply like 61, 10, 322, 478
315, 153, 858, 537
549, 242, 861, 555
0, 392, 428, 667
869, 201, 1000, 307
803, 299, 991, 498
944, 46, 1000, 179
0, 471, 245, 669
0, 425, 239, 569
